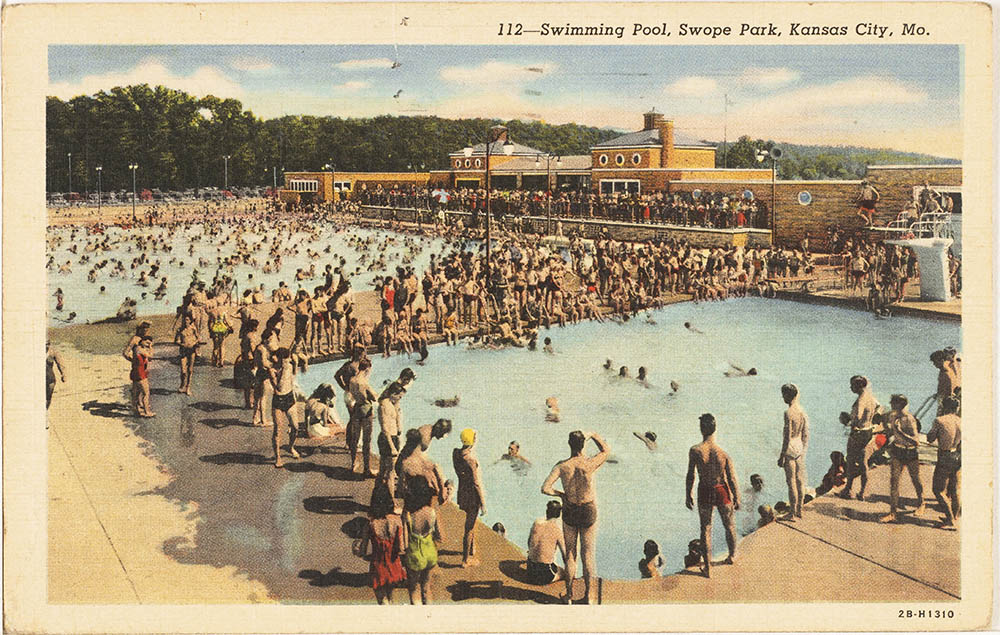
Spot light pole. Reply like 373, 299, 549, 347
67, 152, 72, 196
535, 153, 562, 235
756, 148, 779, 237
129, 163, 138, 222
223, 155, 231, 191
95, 166, 103, 216
464, 125, 513, 296
322, 162, 335, 204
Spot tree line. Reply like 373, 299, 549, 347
46, 85, 621, 193
47, 84, 958, 193
716, 135, 958, 180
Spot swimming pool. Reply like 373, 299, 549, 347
293, 297, 959, 580
45, 223, 456, 326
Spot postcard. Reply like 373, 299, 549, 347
2, 1, 994, 632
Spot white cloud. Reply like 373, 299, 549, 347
334, 80, 371, 92
228, 56, 274, 73
336, 58, 395, 70
439, 61, 557, 87
665, 76, 718, 97
740, 67, 800, 88
48, 58, 244, 100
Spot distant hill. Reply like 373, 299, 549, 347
712, 136, 959, 180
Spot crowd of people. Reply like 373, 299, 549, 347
352, 184, 770, 229
46, 194, 962, 605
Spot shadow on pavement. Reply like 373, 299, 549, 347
299, 567, 369, 588
340, 517, 369, 539
188, 400, 242, 413
303, 496, 369, 515
81, 399, 132, 419
199, 451, 271, 466
200, 417, 253, 429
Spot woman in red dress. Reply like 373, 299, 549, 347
357, 480, 407, 604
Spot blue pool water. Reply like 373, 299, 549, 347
293, 298, 959, 580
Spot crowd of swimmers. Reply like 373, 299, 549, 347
47, 199, 963, 604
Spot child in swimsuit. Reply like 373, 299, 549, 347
402, 476, 440, 605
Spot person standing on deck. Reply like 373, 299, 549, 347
840, 375, 880, 501
778, 384, 809, 520
542, 430, 609, 604
685, 413, 740, 578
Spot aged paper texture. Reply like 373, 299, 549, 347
2, 1, 994, 632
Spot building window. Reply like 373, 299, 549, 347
599, 179, 640, 195
615, 154, 625, 166
743, 189, 755, 201
464, 159, 472, 168
334, 180, 352, 192
798, 191, 813, 206
474, 158, 482, 168
288, 179, 319, 192
599, 154, 608, 166
455, 159, 462, 168
632, 153, 642, 165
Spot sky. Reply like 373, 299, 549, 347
49, 44, 962, 158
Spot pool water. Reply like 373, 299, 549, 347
46, 224, 457, 326
294, 297, 959, 580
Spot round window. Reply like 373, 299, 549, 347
599, 154, 608, 166
474, 158, 482, 168
692, 189, 702, 200
743, 189, 754, 200
615, 154, 625, 166
632, 153, 642, 165
464, 159, 471, 168
455, 159, 461, 168
798, 191, 813, 206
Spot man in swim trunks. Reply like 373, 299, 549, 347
926, 396, 961, 528
526, 500, 566, 585
541, 430, 609, 604
685, 413, 741, 578
840, 375, 880, 501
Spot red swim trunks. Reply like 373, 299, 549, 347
697, 483, 732, 507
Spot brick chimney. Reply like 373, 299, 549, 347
659, 119, 674, 167
643, 110, 665, 131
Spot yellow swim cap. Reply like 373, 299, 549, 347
460, 428, 476, 446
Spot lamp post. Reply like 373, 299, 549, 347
755, 147, 780, 237
463, 125, 513, 296
129, 163, 138, 222
535, 153, 562, 235
223, 155, 231, 192
67, 152, 72, 197
95, 166, 103, 216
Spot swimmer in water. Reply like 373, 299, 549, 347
724, 363, 757, 378
433, 395, 460, 408
545, 397, 560, 423
670, 380, 680, 393
543, 337, 554, 355
633, 431, 658, 452
602, 359, 613, 371
645, 314, 657, 325
618, 366, 631, 379
496, 441, 531, 466
684, 321, 705, 334
636, 367, 651, 388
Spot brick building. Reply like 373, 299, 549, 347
279, 113, 961, 250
